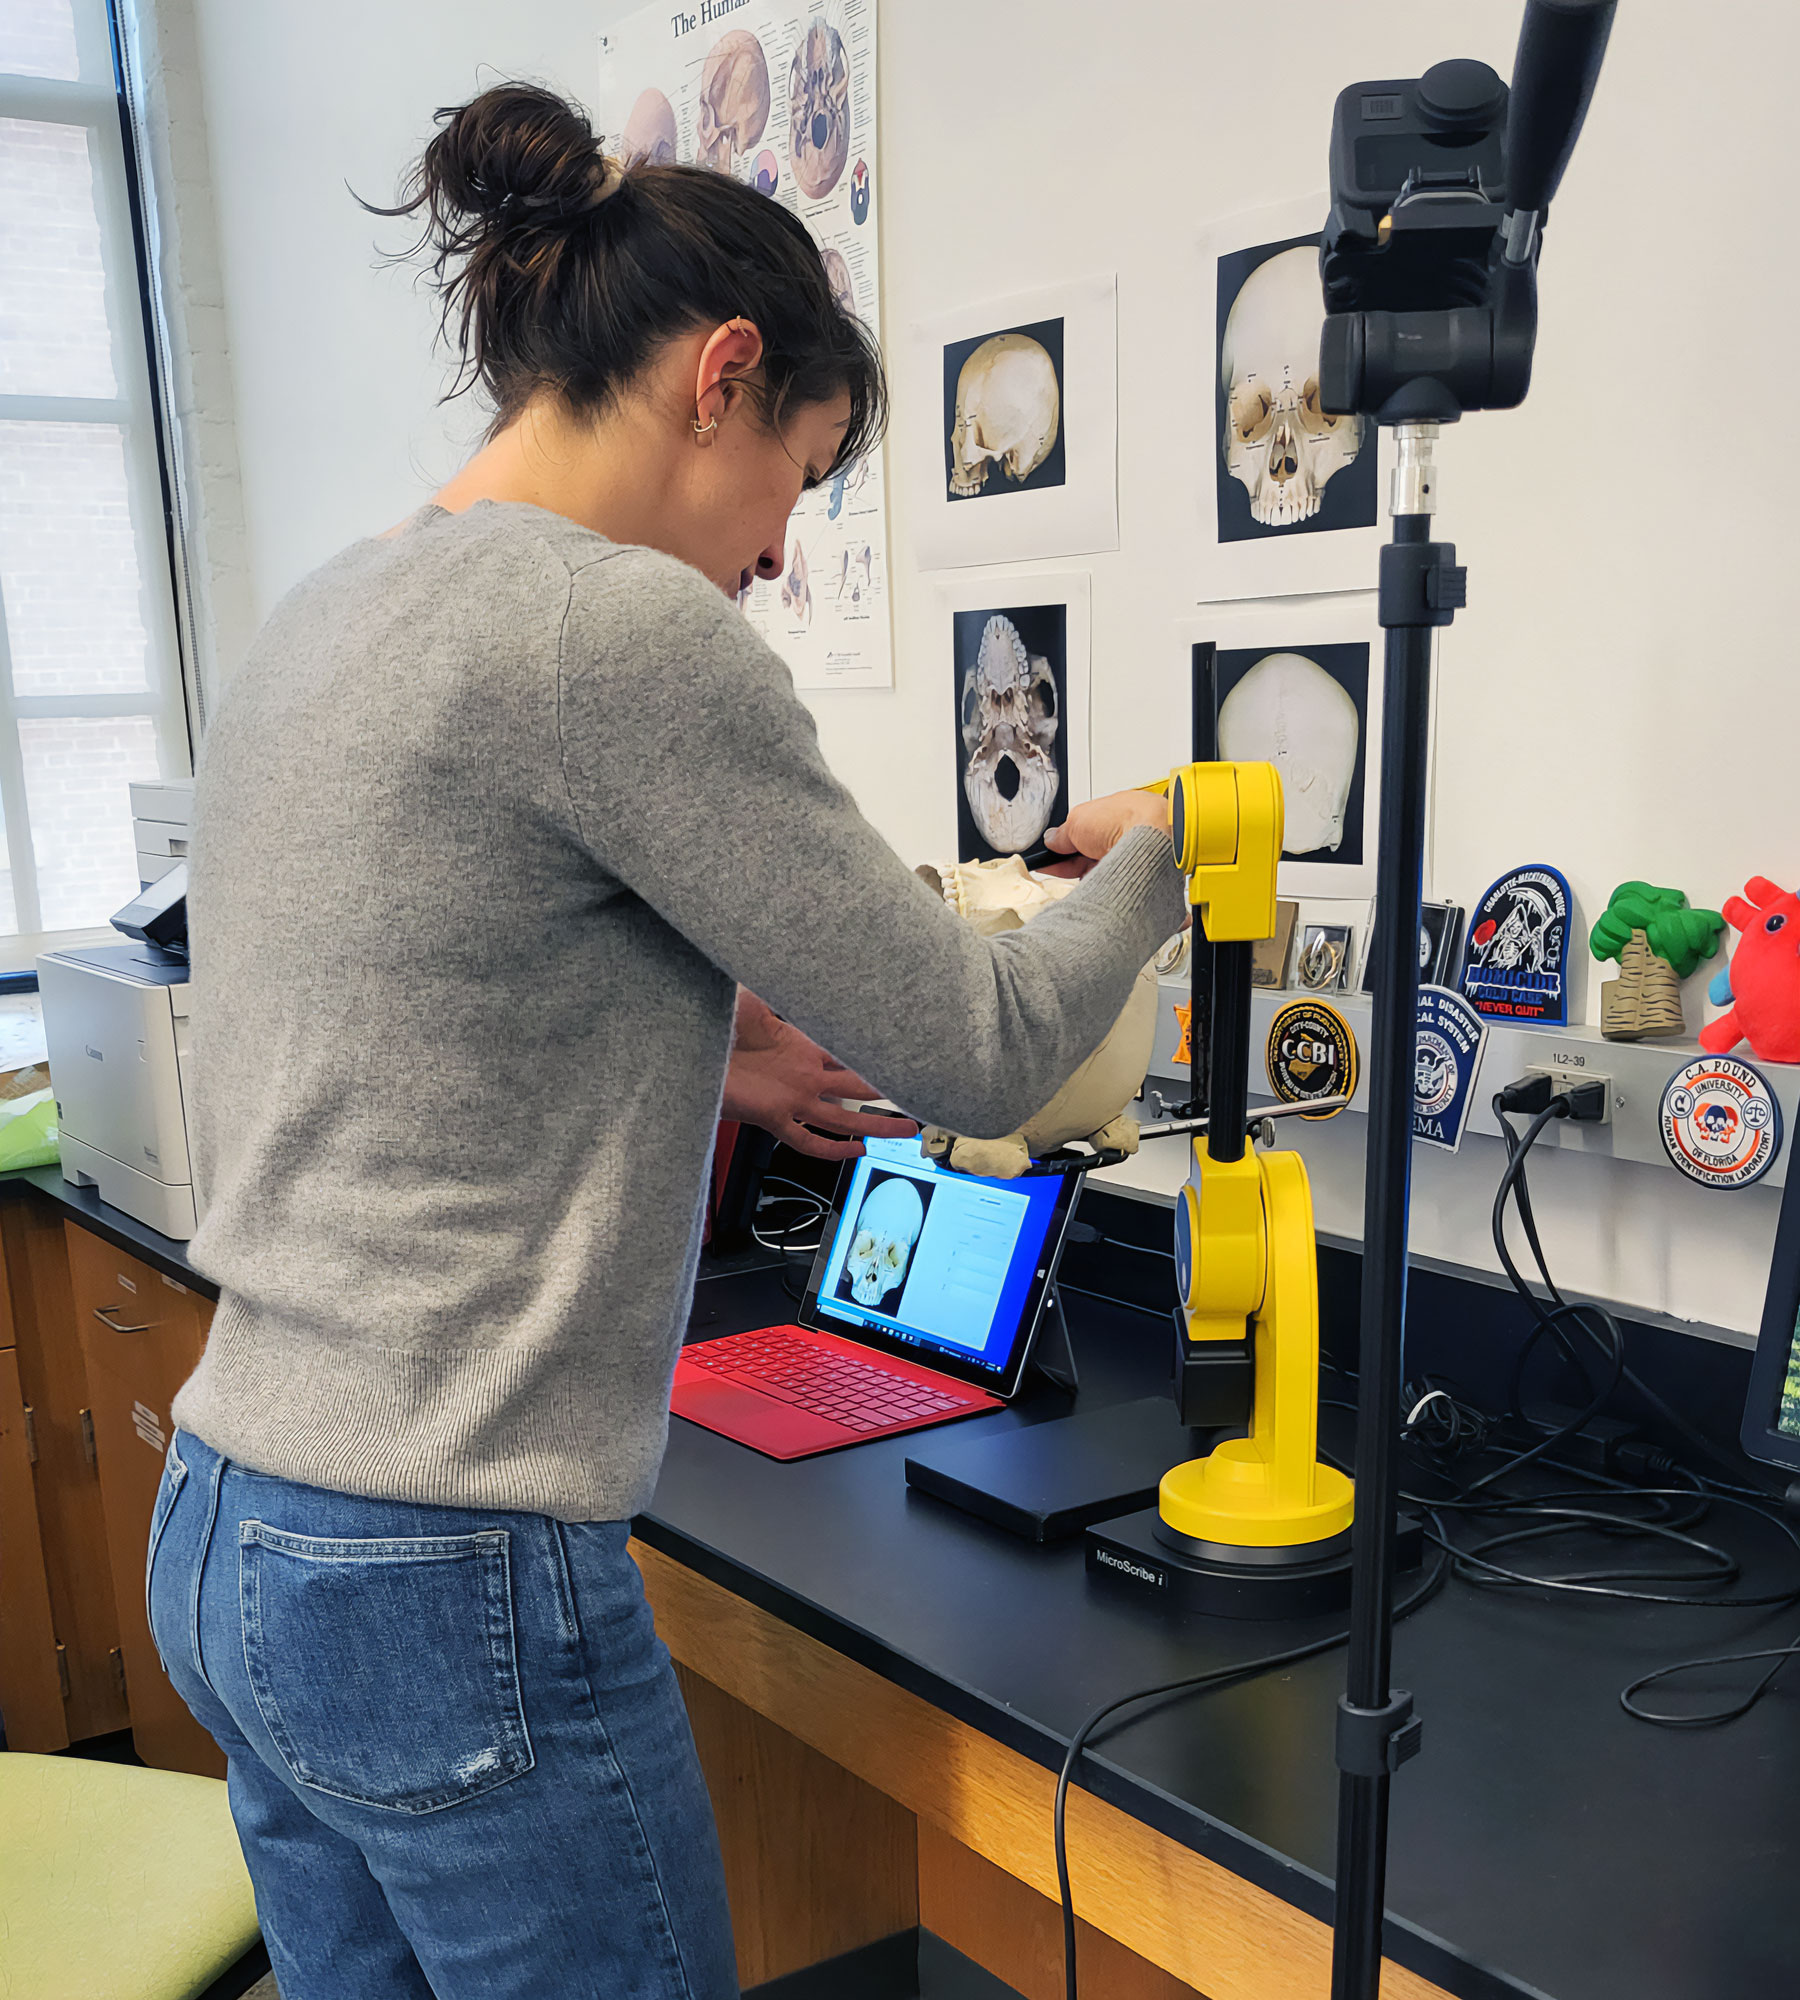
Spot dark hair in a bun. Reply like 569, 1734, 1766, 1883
369, 81, 884, 473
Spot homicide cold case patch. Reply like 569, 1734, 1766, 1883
1265, 1000, 1357, 1119
1658, 1057, 1783, 1190
1414, 985, 1489, 1153
1461, 865, 1572, 1025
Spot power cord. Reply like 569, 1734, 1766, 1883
1053, 1541, 1450, 2000
749, 1177, 828, 1300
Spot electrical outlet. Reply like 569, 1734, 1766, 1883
1526, 1065, 1614, 1124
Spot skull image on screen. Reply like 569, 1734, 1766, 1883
620, 88, 677, 166
789, 18, 850, 199
948, 334, 1060, 498
1220, 246, 1365, 527
696, 30, 770, 172
960, 615, 1060, 854
844, 1176, 925, 1307
1217, 652, 1359, 856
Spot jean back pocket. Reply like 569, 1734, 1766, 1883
240, 1522, 534, 1814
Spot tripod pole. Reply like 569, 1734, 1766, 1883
1330, 423, 1461, 2000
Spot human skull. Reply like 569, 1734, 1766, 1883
821, 246, 856, 318
1217, 652, 1359, 856
789, 18, 851, 199
960, 616, 1059, 853
844, 1176, 924, 1306
696, 30, 770, 172
620, 88, 677, 167
918, 853, 1078, 924
1220, 245, 1364, 527
949, 335, 1059, 498
1477, 890, 1555, 972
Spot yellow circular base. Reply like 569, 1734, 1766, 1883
1158, 1441, 1355, 1549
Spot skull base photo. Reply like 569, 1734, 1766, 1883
954, 602, 1069, 862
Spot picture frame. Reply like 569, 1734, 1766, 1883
910, 276, 1119, 571
1296, 921, 1353, 994
1194, 196, 1387, 602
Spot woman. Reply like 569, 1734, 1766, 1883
148, 83, 1183, 1999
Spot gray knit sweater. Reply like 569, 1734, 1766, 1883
172, 501, 1186, 1520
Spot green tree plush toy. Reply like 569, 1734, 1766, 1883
1590, 882, 1726, 1042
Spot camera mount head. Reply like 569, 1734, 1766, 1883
1319, 0, 1615, 426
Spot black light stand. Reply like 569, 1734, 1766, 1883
1316, 7, 1616, 1996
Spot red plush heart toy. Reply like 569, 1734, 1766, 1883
1699, 877, 1800, 1063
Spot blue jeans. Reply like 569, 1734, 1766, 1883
146, 1431, 738, 1999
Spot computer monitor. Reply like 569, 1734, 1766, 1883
1741, 1164, 1800, 1474
799, 1135, 1082, 1400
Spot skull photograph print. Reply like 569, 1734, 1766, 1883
953, 603, 1069, 862
912, 277, 1118, 570
836, 1172, 930, 1314
943, 319, 1065, 504
1196, 198, 1382, 600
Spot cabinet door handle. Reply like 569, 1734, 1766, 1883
92, 1304, 153, 1334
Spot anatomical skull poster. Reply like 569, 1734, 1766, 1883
940, 574, 1091, 865
599, 0, 891, 689
911, 277, 1118, 571
1185, 596, 1389, 900
1196, 197, 1383, 602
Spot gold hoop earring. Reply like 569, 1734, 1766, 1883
692, 414, 718, 439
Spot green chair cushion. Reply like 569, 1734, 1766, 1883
0, 1752, 260, 2000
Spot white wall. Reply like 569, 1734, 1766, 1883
179, 0, 1800, 1338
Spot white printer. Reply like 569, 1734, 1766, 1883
38, 866, 197, 1240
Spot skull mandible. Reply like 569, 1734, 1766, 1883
789, 18, 851, 198
960, 616, 1060, 853
620, 88, 677, 167
1217, 652, 1359, 855
949, 335, 1059, 497
1220, 246, 1364, 527
696, 29, 770, 172
844, 1176, 924, 1306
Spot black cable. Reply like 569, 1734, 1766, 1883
1054, 1539, 1450, 2000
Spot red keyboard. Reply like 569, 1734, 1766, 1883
672, 1323, 1002, 1460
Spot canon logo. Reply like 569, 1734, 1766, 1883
1094, 1547, 1163, 1586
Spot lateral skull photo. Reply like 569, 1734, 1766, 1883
1214, 237, 1374, 543
789, 17, 851, 198
619, 87, 677, 165
837, 1174, 928, 1312
696, 29, 770, 171
943, 319, 1065, 503
1216, 643, 1369, 865
953, 603, 1067, 862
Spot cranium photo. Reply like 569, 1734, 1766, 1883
948, 332, 1060, 499
620, 88, 677, 167
843, 1175, 924, 1308
696, 29, 770, 173
789, 18, 850, 199
960, 614, 1060, 854
1217, 651, 1360, 857
1220, 245, 1365, 527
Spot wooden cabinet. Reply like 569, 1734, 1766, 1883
0, 1196, 127, 1746
66, 1222, 223, 1777
0, 1340, 65, 1748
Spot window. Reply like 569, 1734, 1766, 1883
0, 0, 190, 968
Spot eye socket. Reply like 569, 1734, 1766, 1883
1229, 380, 1276, 446
1767, 913, 1788, 934
1295, 377, 1345, 437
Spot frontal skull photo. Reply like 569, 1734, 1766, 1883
789, 18, 851, 199
696, 29, 770, 172
947, 331, 1061, 500
841, 1176, 925, 1309
959, 613, 1062, 855
1220, 245, 1365, 529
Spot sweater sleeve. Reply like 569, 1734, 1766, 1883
556, 546, 1188, 1139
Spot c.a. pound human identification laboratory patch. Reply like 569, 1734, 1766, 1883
1265, 1000, 1358, 1119
1461, 865, 1573, 1025
1659, 1057, 1784, 1190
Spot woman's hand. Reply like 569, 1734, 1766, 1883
1039, 788, 1173, 877
723, 991, 919, 1163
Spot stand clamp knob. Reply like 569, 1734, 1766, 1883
1335, 1689, 1424, 1778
